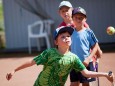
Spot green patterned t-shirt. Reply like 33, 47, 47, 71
33, 48, 85, 86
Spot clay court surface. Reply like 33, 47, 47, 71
0, 51, 115, 86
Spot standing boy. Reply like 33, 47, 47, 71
70, 7, 102, 86
58, 1, 74, 27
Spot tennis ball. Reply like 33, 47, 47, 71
106, 26, 115, 35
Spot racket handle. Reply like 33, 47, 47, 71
108, 71, 112, 76
108, 71, 115, 86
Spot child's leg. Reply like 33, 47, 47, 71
70, 69, 81, 86
82, 83, 89, 86
70, 81, 80, 86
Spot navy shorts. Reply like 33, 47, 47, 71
70, 62, 96, 83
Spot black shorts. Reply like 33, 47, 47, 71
70, 62, 96, 83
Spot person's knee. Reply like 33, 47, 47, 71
82, 82, 89, 86
70, 82, 80, 86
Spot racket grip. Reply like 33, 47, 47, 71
108, 71, 115, 86
108, 71, 112, 76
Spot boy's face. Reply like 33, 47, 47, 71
59, 6, 72, 20
55, 32, 72, 48
72, 13, 86, 27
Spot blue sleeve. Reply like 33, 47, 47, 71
88, 29, 98, 47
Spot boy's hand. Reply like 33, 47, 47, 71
106, 71, 115, 83
83, 61, 89, 67
83, 58, 91, 67
6, 70, 15, 81
95, 49, 103, 58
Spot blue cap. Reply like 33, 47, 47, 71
54, 26, 74, 40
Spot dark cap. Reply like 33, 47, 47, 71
54, 26, 74, 40
72, 7, 86, 17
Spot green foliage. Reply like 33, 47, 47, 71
0, 2, 4, 31
0, 27, 3, 31
0, 2, 3, 21
0, 1, 5, 49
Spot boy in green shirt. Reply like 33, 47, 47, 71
6, 26, 114, 86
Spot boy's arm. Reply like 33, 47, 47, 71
81, 69, 114, 83
95, 43, 103, 58
6, 59, 36, 81
83, 43, 98, 67
13, 59, 36, 72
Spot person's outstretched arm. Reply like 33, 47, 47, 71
6, 59, 36, 81
81, 69, 114, 83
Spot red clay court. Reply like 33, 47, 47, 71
0, 50, 115, 86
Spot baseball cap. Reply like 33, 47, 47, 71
59, 1, 73, 9
72, 7, 86, 17
54, 26, 74, 40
